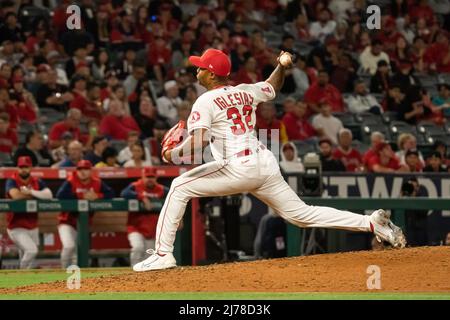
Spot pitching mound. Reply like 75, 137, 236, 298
3, 246, 450, 294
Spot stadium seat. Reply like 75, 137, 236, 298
426, 134, 450, 146
17, 122, 36, 134
333, 112, 362, 141
443, 122, 450, 134
291, 140, 318, 159
0, 152, 13, 166
351, 140, 370, 154
381, 111, 399, 124
109, 140, 128, 152
354, 112, 383, 125
390, 121, 416, 140
416, 74, 438, 88
360, 124, 391, 144
417, 122, 445, 137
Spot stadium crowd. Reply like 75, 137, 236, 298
0, 0, 449, 172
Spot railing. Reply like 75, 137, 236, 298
0, 199, 167, 267
2, 198, 450, 267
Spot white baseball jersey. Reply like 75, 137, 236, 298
150, 80, 373, 255
187, 81, 276, 161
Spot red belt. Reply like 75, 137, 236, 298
235, 145, 266, 158
235, 149, 252, 158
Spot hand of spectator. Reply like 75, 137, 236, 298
414, 106, 424, 116
142, 197, 153, 211
20, 186, 32, 196
62, 92, 74, 102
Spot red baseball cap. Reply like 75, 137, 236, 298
189, 48, 231, 77
143, 167, 156, 177
17, 156, 32, 167
76, 160, 93, 169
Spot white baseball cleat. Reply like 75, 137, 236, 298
133, 249, 177, 272
370, 209, 407, 248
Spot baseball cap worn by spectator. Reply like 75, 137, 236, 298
17, 156, 32, 167
188, 49, 231, 77
164, 80, 177, 92
143, 167, 156, 177
76, 160, 93, 170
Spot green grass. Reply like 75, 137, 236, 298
0, 269, 449, 300
1, 292, 449, 300
0, 268, 128, 289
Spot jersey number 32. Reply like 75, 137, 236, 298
227, 105, 254, 135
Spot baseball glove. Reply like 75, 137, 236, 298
161, 120, 187, 163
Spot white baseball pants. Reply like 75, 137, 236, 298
58, 224, 77, 268
128, 232, 155, 266
7, 228, 39, 269
155, 148, 372, 253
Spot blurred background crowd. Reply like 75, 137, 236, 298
0, 0, 449, 173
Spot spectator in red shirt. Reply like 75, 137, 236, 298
377, 17, 404, 55
409, 0, 435, 24
100, 99, 141, 141
256, 102, 288, 144
48, 109, 83, 149
0, 112, 17, 154
148, 36, 172, 85
234, 56, 262, 84
367, 142, 408, 173
9, 75, 37, 124
363, 131, 385, 170
304, 70, 344, 115
332, 128, 363, 172
282, 101, 323, 142
424, 31, 450, 73
69, 81, 103, 121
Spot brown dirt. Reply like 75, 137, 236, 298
2, 246, 450, 294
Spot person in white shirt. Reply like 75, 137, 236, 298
118, 131, 151, 165
123, 141, 153, 168
312, 101, 344, 145
346, 80, 383, 114
280, 142, 305, 173
329, 0, 354, 23
309, 8, 337, 43
156, 80, 183, 126
359, 40, 390, 75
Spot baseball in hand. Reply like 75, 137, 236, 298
279, 53, 292, 67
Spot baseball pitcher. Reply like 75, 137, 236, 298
133, 49, 406, 272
